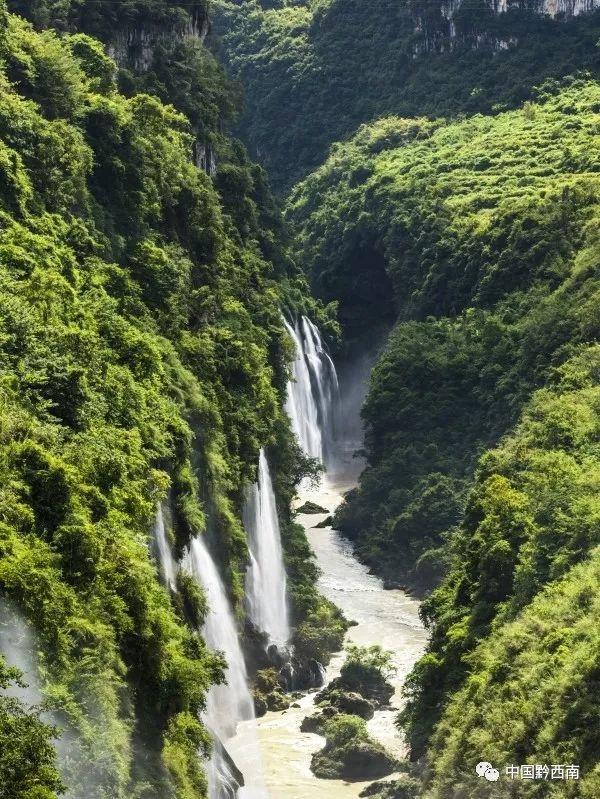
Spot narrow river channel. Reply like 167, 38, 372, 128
229, 460, 427, 799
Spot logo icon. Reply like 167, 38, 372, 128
476, 762, 500, 782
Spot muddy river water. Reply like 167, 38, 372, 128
229, 470, 427, 799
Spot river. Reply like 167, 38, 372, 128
229, 462, 427, 799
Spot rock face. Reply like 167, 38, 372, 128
441, 0, 599, 18
107, 6, 210, 71
410, 0, 600, 54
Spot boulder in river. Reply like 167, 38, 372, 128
318, 688, 375, 720
311, 713, 398, 781
296, 500, 329, 514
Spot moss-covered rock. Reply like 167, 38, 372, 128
300, 704, 339, 734
252, 668, 289, 717
359, 777, 421, 799
296, 501, 329, 515
311, 714, 398, 781
318, 689, 375, 720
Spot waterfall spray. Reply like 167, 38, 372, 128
184, 537, 267, 799
243, 450, 290, 648
153, 503, 177, 590
284, 315, 340, 467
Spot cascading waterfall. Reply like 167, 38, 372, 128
184, 536, 267, 799
185, 537, 255, 738
243, 450, 290, 648
301, 316, 339, 446
153, 503, 177, 591
152, 506, 266, 798
283, 315, 339, 466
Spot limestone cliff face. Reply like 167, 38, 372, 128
107, 4, 210, 71
410, 0, 599, 53
103, 2, 216, 178
443, 0, 599, 18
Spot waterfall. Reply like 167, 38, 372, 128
153, 503, 177, 590
283, 315, 339, 466
184, 537, 267, 799
243, 450, 290, 648
0, 599, 88, 798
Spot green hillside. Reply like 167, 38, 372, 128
213, 0, 600, 192
285, 80, 600, 795
0, 4, 336, 797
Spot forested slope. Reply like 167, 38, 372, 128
213, 0, 600, 192
286, 81, 600, 795
0, 3, 335, 797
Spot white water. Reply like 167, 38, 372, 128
247, 472, 426, 799
184, 536, 267, 799
284, 316, 339, 465
153, 503, 177, 590
243, 449, 290, 648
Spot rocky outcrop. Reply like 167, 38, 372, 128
107, 6, 210, 71
310, 714, 399, 782
441, 0, 600, 18
411, 0, 599, 55
193, 141, 217, 178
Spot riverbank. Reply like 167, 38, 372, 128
229, 469, 427, 798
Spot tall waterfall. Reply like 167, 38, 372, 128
283, 315, 339, 466
184, 537, 266, 799
153, 503, 177, 590
243, 450, 290, 648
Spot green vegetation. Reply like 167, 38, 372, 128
286, 76, 600, 793
401, 348, 600, 772
0, 3, 339, 796
311, 713, 398, 781
423, 543, 600, 797
213, 0, 600, 192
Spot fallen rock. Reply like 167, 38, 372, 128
312, 739, 397, 781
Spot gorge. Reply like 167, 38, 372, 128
0, 1, 599, 798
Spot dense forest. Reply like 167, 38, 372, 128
214, 2, 600, 798
214, 0, 600, 192
0, 1, 341, 797
1, 0, 600, 798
